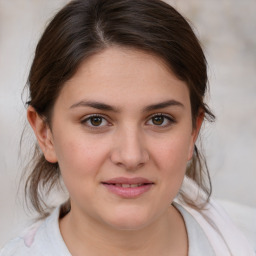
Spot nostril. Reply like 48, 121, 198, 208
109, 139, 149, 170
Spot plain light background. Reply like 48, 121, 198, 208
0, 0, 256, 247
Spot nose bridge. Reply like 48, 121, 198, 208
111, 123, 149, 170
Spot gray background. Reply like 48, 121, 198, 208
0, 0, 255, 247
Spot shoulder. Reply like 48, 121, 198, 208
0, 221, 43, 256
176, 176, 256, 256
174, 202, 215, 256
0, 207, 71, 256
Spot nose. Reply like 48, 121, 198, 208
110, 126, 149, 171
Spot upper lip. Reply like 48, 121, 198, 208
102, 177, 154, 185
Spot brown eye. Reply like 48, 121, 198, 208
146, 113, 175, 128
152, 115, 164, 125
81, 115, 110, 129
90, 116, 103, 126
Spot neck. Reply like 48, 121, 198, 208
59, 204, 188, 256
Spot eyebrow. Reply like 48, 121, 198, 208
69, 99, 184, 112
143, 100, 184, 112
70, 100, 119, 112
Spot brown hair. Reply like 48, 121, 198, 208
24, 0, 215, 217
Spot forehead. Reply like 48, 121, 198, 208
57, 47, 190, 110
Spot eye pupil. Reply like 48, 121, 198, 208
152, 116, 164, 125
90, 116, 102, 126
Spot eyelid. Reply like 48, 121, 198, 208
81, 114, 112, 128
148, 112, 175, 120
145, 112, 176, 126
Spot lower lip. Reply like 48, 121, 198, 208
102, 184, 153, 198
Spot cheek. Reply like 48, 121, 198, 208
151, 135, 192, 201
53, 134, 110, 186
152, 134, 192, 171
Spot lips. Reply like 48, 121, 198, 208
111, 183, 144, 188
101, 177, 154, 198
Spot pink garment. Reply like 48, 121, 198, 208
175, 176, 255, 256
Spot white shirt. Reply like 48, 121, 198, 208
1, 177, 254, 255
0, 203, 216, 256
174, 203, 215, 255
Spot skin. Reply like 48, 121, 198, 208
28, 47, 203, 256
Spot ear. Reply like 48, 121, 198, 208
27, 106, 57, 163
188, 110, 204, 160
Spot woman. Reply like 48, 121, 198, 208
1, 0, 254, 255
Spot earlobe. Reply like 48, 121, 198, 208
27, 106, 58, 163
188, 111, 204, 160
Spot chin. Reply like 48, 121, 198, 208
104, 207, 154, 231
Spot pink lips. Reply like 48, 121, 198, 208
102, 177, 154, 198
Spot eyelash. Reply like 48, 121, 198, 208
80, 113, 176, 129
145, 113, 176, 128
81, 114, 111, 129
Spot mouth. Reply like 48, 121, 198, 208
102, 183, 148, 188
101, 177, 154, 198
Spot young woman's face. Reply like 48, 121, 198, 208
46, 47, 200, 230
